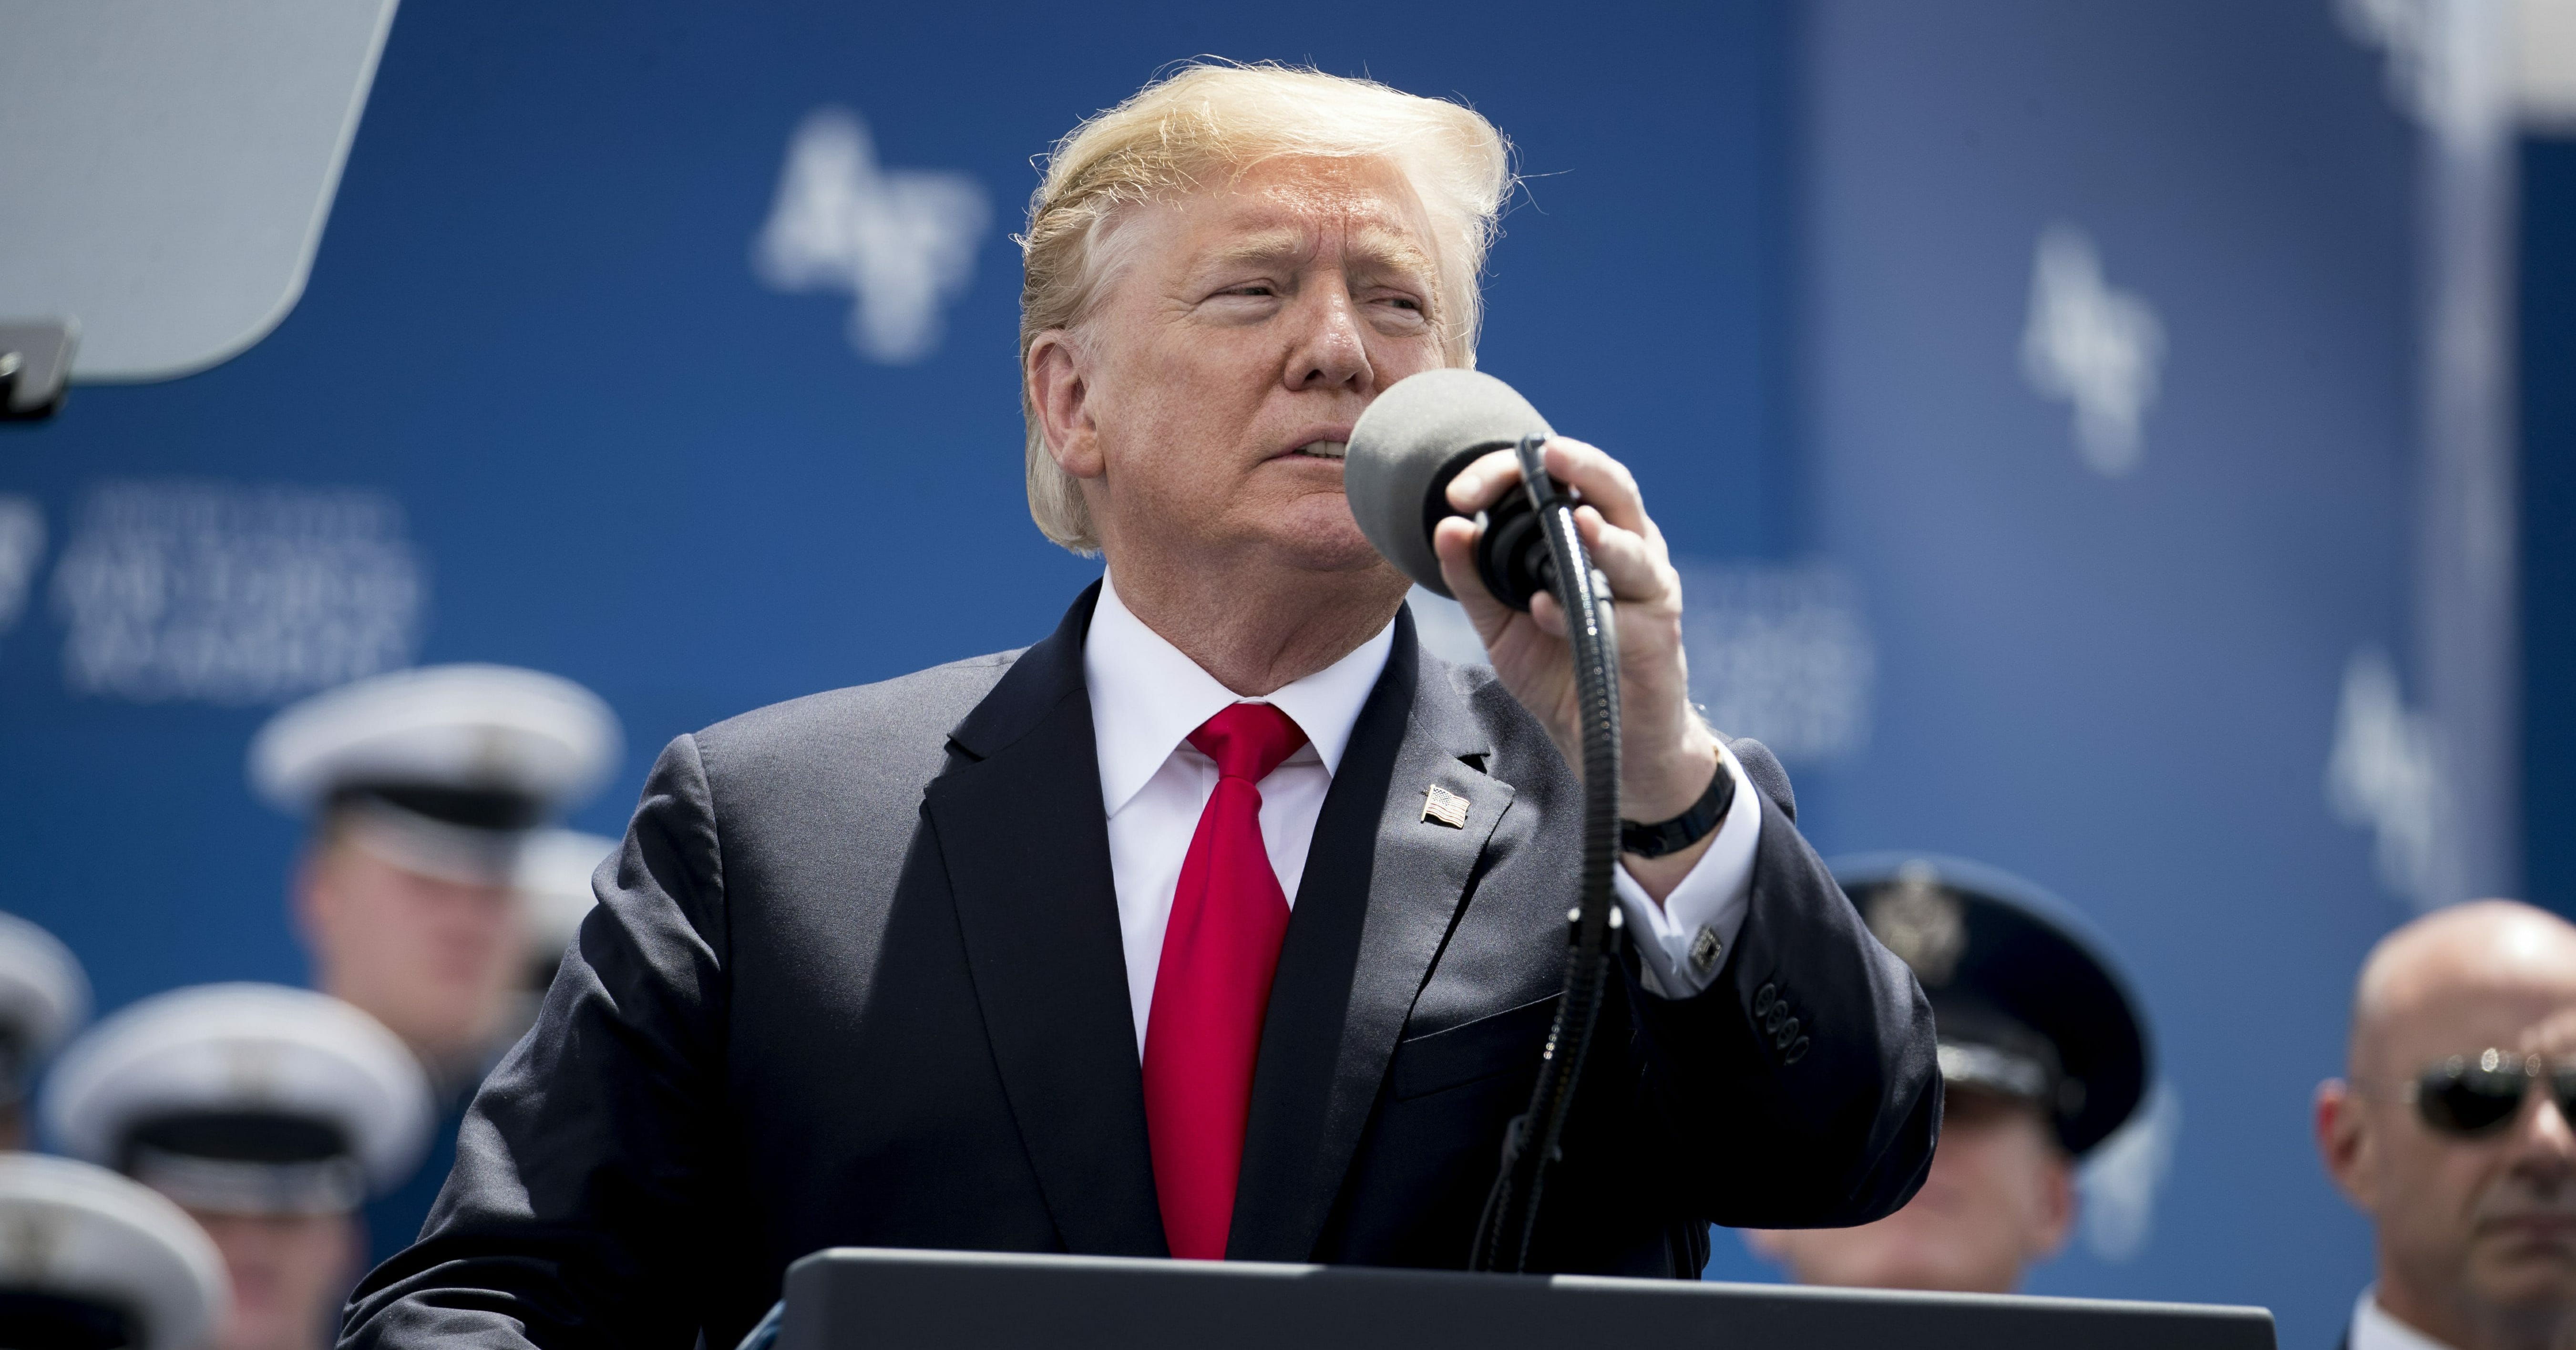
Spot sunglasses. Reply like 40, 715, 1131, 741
2407, 1051, 2576, 1137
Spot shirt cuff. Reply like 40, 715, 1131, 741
1613, 743, 1762, 999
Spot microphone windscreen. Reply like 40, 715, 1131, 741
1344, 369, 1552, 598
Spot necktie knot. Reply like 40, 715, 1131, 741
1187, 702, 1308, 785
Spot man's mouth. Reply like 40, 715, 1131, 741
2478, 1211, 2576, 1248
1287, 440, 1347, 460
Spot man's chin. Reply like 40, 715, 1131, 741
2469, 1237, 2576, 1308
1252, 513, 1401, 577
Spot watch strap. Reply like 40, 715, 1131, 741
1620, 752, 1737, 858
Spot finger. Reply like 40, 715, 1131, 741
1443, 449, 1527, 515
1433, 515, 1518, 641
1527, 588, 1570, 640
1574, 505, 1676, 608
1540, 438, 1651, 538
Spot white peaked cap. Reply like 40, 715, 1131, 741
42, 984, 434, 1195
0, 911, 90, 1067
0, 1153, 227, 1350
247, 663, 621, 817
517, 829, 618, 957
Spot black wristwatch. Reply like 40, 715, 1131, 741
1620, 754, 1736, 858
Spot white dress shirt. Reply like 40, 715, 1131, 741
1085, 573, 1764, 1052
2349, 1288, 2457, 1350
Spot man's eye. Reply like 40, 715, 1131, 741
1225, 285, 1275, 298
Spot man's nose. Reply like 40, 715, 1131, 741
2510, 1086, 2576, 1179
1283, 287, 1373, 392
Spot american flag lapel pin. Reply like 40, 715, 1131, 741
1421, 784, 1470, 828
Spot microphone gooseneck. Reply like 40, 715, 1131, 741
1346, 372, 1624, 1274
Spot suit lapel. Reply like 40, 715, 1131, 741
925, 583, 1169, 1257
1227, 608, 1511, 1261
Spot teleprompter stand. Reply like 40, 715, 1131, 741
777, 1248, 2277, 1350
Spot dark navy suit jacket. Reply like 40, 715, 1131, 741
342, 588, 1940, 1349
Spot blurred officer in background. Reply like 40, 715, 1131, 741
43, 984, 432, 1350
1745, 855, 2149, 1293
0, 1152, 228, 1350
248, 663, 617, 1261
0, 912, 88, 1150
2317, 900, 2576, 1350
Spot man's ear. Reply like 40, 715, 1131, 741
1027, 331, 1105, 481
292, 848, 329, 945
2031, 1154, 2078, 1263
2317, 1078, 2379, 1212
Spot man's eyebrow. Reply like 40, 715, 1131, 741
1344, 228, 1439, 285
1192, 227, 1438, 285
1195, 230, 1309, 273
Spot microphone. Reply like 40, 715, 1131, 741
1348, 367, 1623, 1274
1344, 369, 1559, 610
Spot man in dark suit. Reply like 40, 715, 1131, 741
342, 62, 1939, 1348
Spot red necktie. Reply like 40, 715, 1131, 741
1142, 701, 1309, 1260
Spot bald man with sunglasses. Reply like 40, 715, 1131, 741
2317, 900, 2576, 1350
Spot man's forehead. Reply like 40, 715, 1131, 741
1234, 155, 1417, 214
2357, 907, 2576, 1061
1196, 221, 1435, 274
1177, 163, 1438, 272
2371, 974, 2576, 1066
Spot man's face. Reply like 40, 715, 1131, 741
2328, 979, 2576, 1323
1034, 155, 1450, 579
190, 1209, 359, 1350
298, 837, 522, 1069
1748, 1088, 2075, 1293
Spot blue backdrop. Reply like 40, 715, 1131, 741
1722, 3, 2427, 1340
0, 3, 2493, 1345
2524, 135, 2576, 920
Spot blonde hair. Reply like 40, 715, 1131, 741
1016, 62, 1514, 553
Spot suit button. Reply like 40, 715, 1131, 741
1774, 1016, 1800, 1049
1754, 982, 1777, 1014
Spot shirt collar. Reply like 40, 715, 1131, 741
2351, 1287, 2458, 1350
1084, 571, 1396, 818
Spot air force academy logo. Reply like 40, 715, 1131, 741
753, 108, 990, 365
2021, 225, 2165, 478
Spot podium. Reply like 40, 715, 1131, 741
780, 1248, 2276, 1350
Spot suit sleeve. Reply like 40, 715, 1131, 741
1610, 744, 1761, 998
339, 735, 732, 1350
1621, 739, 1942, 1229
